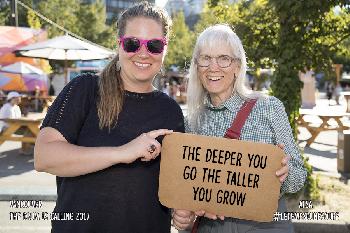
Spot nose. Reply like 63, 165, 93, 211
137, 43, 150, 57
208, 58, 220, 70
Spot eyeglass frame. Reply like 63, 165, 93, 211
196, 54, 241, 68
119, 36, 168, 54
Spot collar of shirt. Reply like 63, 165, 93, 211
204, 92, 245, 113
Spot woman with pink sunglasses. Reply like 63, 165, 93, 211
34, 2, 184, 233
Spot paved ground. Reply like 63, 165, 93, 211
0, 92, 349, 232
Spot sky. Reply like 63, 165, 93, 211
155, 0, 168, 8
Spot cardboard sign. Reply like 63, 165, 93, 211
159, 132, 284, 222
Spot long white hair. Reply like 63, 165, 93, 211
186, 24, 263, 130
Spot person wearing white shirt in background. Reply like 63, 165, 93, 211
0, 91, 22, 132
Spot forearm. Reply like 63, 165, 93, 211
34, 141, 128, 177
281, 161, 307, 195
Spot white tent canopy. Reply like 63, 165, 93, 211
15, 35, 113, 60
1, 61, 44, 74
15, 35, 114, 83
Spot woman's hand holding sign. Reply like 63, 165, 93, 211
172, 209, 196, 230
275, 144, 290, 183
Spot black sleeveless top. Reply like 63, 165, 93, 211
41, 73, 185, 233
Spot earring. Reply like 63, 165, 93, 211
116, 60, 121, 72
159, 66, 165, 76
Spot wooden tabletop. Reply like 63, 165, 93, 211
299, 109, 350, 117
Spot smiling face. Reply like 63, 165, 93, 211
197, 43, 240, 106
119, 17, 166, 92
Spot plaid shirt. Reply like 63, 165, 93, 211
185, 93, 306, 195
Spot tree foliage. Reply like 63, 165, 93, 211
0, 3, 10, 26
36, 0, 80, 38
27, 9, 41, 29
75, 0, 115, 49
165, 11, 194, 71
0, 0, 117, 49
269, 0, 350, 134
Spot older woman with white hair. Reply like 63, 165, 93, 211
172, 24, 306, 233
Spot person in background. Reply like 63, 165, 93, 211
48, 75, 55, 96
34, 2, 184, 233
172, 24, 306, 233
326, 82, 334, 105
334, 83, 342, 105
33, 85, 41, 112
0, 91, 22, 132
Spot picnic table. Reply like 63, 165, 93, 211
297, 109, 350, 146
0, 113, 45, 147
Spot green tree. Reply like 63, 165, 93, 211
0, 4, 9, 26
15, 0, 33, 27
75, 0, 115, 49
37, 0, 80, 37
165, 11, 194, 71
0, 0, 31, 26
194, 1, 233, 34
27, 9, 41, 29
269, 0, 350, 134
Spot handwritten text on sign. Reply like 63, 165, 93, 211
158, 132, 284, 222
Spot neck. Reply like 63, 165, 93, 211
121, 78, 154, 93
209, 91, 234, 107
123, 81, 154, 93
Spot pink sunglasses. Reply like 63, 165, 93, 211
119, 36, 167, 54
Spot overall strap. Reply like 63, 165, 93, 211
191, 98, 257, 233
224, 99, 257, 139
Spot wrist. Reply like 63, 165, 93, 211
111, 145, 130, 164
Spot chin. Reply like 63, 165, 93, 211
135, 76, 155, 83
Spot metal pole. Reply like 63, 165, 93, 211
10, 0, 18, 27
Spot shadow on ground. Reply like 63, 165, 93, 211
0, 149, 34, 178
299, 143, 336, 159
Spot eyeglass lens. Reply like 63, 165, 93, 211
197, 55, 236, 68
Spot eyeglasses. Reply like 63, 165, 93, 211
119, 36, 167, 54
196, 55, 240, 68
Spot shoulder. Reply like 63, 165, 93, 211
0, 103, 10, 109
156, 91, 182, 111
0, 103, 10, 113
255, 95, 285, 111
69, 73, 99, 89
61, 73, 99, 99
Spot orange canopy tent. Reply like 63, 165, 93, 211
0, 72, 26, 91
0, 26, 47, 67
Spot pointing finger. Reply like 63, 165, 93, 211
147, 129, 173, 138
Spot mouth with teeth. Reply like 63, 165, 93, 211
208, 76, 223, 81
134, 61, 151, 68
